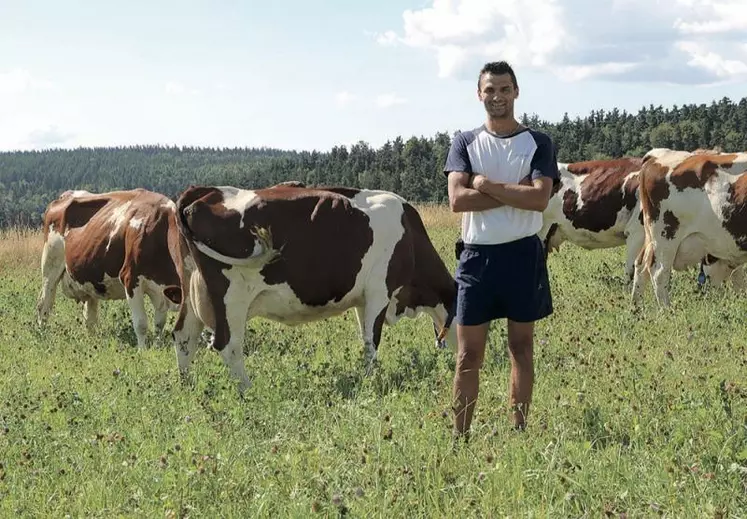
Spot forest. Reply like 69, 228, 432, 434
1, 96, 746, 228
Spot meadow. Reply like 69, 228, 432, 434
0, 205, 745, 518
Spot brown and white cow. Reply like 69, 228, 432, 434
632, 148, 747, 306
36, 188, 188, 346
165, 184, 457, 392
539, 157, 645, 281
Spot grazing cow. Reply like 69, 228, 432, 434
539, 157, 645, 281
36, 188, 187, 346
632, 148, 747, 306
164, 184, 457, 392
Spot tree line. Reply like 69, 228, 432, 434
1, 96, 746, 228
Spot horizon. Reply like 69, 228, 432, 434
2, 93, 744, 155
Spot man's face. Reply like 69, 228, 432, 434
478, 72, 518, 119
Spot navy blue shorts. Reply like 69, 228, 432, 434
455, 234, 553, 326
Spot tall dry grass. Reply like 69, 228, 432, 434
0, 226, 44, 272
0, 205, 456, 273
413, 203, 460, 229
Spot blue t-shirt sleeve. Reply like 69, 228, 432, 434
442, 131, 472, 178
529, 131, 560, 184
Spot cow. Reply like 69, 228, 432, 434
539, 157, 645, 282
164, 184, 458, 393
36, 188, 188, 347
632, 148, 747, 307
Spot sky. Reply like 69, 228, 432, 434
1, 0, 746, 153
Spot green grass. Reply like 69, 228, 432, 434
1, 211, 746, 518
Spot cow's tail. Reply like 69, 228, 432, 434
193, 226, 281, 268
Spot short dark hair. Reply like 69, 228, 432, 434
478, 61, 518, 90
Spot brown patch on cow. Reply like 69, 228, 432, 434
255, 193, 373, 307
562, 189, 578, 219
670, 155, 737, 191
623, 174, 640, 211
639, 161, 670, 223
722, 174, 747, 250
562, 158, 643, 232
662, 210, 679, 239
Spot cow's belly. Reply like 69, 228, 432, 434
60, 272, 126, 300
560, 225, 627, 249
248, 283, 363, 324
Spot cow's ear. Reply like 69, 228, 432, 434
163, 285, 182, 305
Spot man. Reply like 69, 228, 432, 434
443, 61, 559, 437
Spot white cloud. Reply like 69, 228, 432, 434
0, 116, 76, 151
164, 81, 200, 96
384, 0, 747, 84
376, 94, 407, 108
375, 30, 399, 46
336, 91, 357, 108
0, 69, 55, 96
676, 41, 747, 77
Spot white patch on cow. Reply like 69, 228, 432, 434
60, 273, 127, 301
129, 217, 144, 230
105, 200, 132, 251
161, 199, 177, 212
218, 187, 259, 229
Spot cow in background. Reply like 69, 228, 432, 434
37, 188, 188, 347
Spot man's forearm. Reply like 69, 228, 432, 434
477, 180, 548, 212
449, 185, 505, 213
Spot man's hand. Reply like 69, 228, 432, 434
472, 173, 532, 193
471, 173, 552, 212
472, 174, 488, 192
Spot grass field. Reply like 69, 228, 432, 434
0, 205, 745, 517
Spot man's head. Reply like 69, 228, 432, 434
477, 61, 519, 120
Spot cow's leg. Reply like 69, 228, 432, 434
83, 298, 99, 332
172, 297, 204, 384
36, 233, 66, 326
356, 288, 390, 373
649, 244, 676, 307
148, 292, 170, 337
631, 247, 651, 307
215, 277, 256, 393
125, 285, 150, 348
625, 230, 645, 285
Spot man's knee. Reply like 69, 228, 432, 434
456, 345, 485, 371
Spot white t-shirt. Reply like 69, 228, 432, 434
443, 125, 559, 245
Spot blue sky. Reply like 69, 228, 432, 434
1, 0, 746, 152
